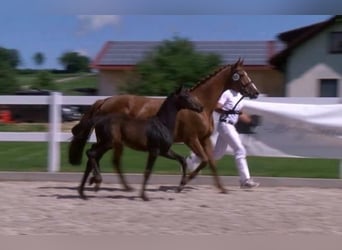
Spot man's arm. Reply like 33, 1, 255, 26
214, 102, 226, 114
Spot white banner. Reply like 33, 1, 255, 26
211, 100, 342, 159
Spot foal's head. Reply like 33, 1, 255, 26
230, 58, 260, 99
172, 85, 203, 113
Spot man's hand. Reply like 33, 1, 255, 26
250, 115, 261, 127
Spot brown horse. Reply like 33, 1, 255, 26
69, 58, 260, 193
78, 86, 203, 200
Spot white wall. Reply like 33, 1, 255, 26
286, 22, 342, 97
98, 71, 119, 96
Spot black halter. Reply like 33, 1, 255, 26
223, 95, 245, 114
219, 95, 245, 122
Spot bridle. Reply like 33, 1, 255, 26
231, 71, 256, 98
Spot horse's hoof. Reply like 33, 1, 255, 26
89, 176, 102, 186
124, 186, 135, 192
94, 176, 102, 184
176, 186, 184, 193
94, 184, 101, 192
220, 188, 228, 194
141, 195, 150, 201
78, 187, 88, 200
80, 195, 88, 200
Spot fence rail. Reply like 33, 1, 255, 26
0, 93, 165, 172
0, 93, 341, 173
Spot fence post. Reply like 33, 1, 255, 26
48, 92, 62, 172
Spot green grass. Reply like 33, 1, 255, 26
16, 72, 97, 95
55, 74, 97, 95
0, 123, 48, 132
16, 74, 36, 87
0, 142, 338, 178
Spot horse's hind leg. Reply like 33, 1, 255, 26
78, 143, 105, 199
140, 151, 158, 201
78, 158, 92, 200
112, 143, 134, 191
89, 147, 111, 192
86, 143, 111, 192
160, 149, 187, 193
87, 148, 102, 189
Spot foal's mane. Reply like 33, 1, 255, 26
189, 64, 231, 92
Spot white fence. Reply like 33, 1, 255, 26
0, 93, 342, 175
1, 93, 104, 172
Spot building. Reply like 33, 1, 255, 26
270, 15, 342, 97
91, 40, 284, 96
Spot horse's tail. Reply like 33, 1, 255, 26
68, 99, 105, 165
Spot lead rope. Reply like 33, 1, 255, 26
230, 95, 245, 114
219, 95, 246, 123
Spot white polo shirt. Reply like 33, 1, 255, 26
218, 89, 244, 125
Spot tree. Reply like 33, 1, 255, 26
33, 52, 45, 68
58, 52, 90, 73
0, 61, 20, 94
0, 47, 21, 69
31, 71, 56, 90
122, 37, 222, 96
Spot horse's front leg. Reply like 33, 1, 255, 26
182, 138, 208, 187
160, 149, 187, 193
140, 150, 158, 201
201, 137, 227, 193
183, 138, 227, 193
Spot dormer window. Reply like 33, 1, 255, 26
329, 32, 342, 53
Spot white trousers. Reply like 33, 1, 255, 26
187, 122, 251, 182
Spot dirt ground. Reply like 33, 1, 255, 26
1, 181, 342, 235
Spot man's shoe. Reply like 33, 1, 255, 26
240, 179, 260, 189
184, 156, 203, 174
185, 156, 197, 172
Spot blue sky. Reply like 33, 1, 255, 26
0, 15, 332, 69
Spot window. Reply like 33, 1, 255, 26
319, 79, 338, 97
329, 32, 342, 53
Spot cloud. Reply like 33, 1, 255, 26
75, 49, 89, 56
76, 15, 120, 34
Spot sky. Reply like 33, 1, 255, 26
0, 15, 332, 69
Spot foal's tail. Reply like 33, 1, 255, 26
68, 99, 105, 165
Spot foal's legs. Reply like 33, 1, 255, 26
140, 150, 158, 201
78, 143, 111, 199
112, 143, 134, 191
160, 149, 187, 192
78, 156, 93, 200
88, 146, 110, 190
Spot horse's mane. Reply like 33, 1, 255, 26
189, 64, 231, 92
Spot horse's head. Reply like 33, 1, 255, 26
174, 85, 203, 113
229, 58, 260, 99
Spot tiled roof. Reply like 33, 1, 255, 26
92, 40, 284, 69
270, 15, 338, 68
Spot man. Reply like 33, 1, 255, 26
186, 87, 259, 188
